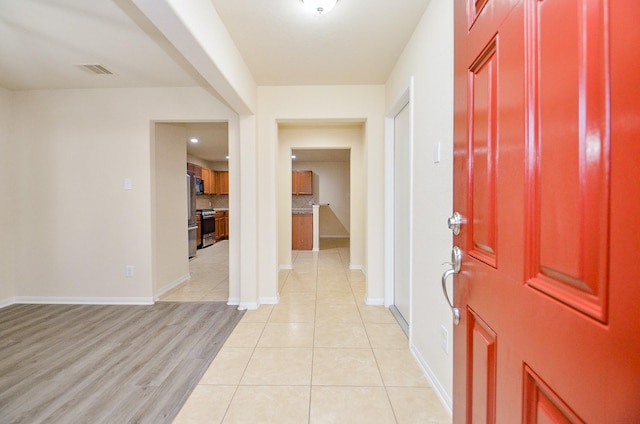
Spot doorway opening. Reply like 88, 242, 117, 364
277, 122, 365, 275
291, 148, 351, 252
152, 121, 231, 302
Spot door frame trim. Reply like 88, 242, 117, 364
385, 77, 415, 340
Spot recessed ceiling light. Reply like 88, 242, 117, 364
225, 155, 230, 160
302, 0, 338, 15
190, 138, 198, 143
291, 154, 297, 159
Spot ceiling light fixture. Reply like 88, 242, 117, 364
302, 0, 338, 15
291, 154, 297, 159
190, 138, 198, 143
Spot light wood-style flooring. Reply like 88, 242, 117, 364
0, 302, 244, 424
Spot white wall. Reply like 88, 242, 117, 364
385, 0, 455, 410
0, 88, 15, 306
152, 123, 190, 296
257, 86, 386, 305
9, 87, 237, 303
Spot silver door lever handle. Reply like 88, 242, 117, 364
441, 268, 461, 325
441, 246, 462, 325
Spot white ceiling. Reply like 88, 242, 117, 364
1, 0, 431, 160
210, 0, 431, 85
182, 122, 229, 163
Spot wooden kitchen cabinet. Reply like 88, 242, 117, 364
292, 171, 312, 195
202, 167, 216, 194
187, 162, 202, 179
215, 171, 229, 195
292, 213, 312, 250
215, 211, 229, 240
187, 162, 195, 174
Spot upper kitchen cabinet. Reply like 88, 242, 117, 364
187, 162, 203, 179
216, 171, 229, 195
202, 167, 217, 195
292, 171, 312, 195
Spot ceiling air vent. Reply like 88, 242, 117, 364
77, 64, 114, 75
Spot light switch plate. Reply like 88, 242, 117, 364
124, 178, 133, 190
433, 142, 441, 163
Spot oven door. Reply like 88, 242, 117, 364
201, 216, 216, 247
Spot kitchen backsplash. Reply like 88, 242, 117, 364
292, 194, 315, 208
196, 195, 229, 210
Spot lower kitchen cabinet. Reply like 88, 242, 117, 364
215, 211, 229, 241
292, 213, 312, 250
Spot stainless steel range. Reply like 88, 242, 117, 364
199, 209, 216, 248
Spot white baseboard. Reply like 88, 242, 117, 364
365, 296, 385, 306
154, 273, 190, 300
0, 297, 15, 309
349, 264, 364, 270
279, 264, 293, 270
12, 296, 155, 306
227, 297, 240, 306
237, 301, 259, 310
260, 296, 279, 305
410, 344, 453, 417
319, 235, 350, 239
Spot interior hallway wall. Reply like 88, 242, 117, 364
385, 0, 455, 410
152, 123, 190, 296
257, 85, 386, 305
0, 88, 15, 306
9, 87, 236, 303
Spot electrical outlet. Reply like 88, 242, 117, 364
125, 265, 134, 278
440, 325, 449, 354
124, 178, 133, 190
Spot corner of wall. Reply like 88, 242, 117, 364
0, 88, 16, 301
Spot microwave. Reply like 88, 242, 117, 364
195, 178, 204, 195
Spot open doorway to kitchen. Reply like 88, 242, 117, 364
152, 121, 230, 302
291, 148, 351, 252
277, 122, 365, 278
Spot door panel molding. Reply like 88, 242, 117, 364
468, 37, 499, 268
523, 364, 584, 423
525, 0, 610, 323
466, 309, 497, 423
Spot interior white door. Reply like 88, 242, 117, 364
393, 103, 411, 327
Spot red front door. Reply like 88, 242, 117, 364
452, 0, 640, 422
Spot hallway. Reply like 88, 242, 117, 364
173, 238, 451, 423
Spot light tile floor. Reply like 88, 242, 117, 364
160, 240, 230, 302
171, 238, 452, 423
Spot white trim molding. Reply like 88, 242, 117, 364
237, 301, 259, 310
365, 296, 385, 306
411, 343, 453, 416
0, 297, 14, 309
12, 297, 155, 306
154, 273, 190, 300
260, 296, 280, 305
